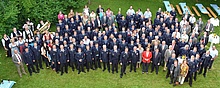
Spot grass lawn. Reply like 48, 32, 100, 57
1, 0, 220, 88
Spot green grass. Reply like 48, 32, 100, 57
1, 0, 220, 88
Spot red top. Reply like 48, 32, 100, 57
142, 51, 152, 63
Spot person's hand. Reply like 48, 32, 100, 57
67, 60, 69, 62
26, 64, 28, 66
58, 62, 60, 64
33, 60, 35, 62
120, 63, 122, 65
110, 62, 112, 65
18, 62, 20, 65
158, 63, 160, 65
52, 62, 54, 64
100, 60, 102, 62
79, 59, 82, 62
92, 58, 94, 60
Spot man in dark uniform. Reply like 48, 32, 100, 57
199, 51, 212, 77
50, 45, 59, 73
110, 45, 120, 74
120, 47, 129, 78
58, 45, 69, 75
85, 45, 93, 72
31, 42, 42, 73
166, 53, 176, 79
92, 43, 101, 69
100, 45, 110, 72
129, 46, 140, 72
151, 48, 161, 74
68, 44, 76, 72
23, 47, 36, 76
187, 55, 196, 87
75, 48, 86, 74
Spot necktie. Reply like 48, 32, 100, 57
17, 54, 22, 62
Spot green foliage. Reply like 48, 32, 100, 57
0, 0, 86, 37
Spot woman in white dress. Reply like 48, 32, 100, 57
137, 44, 144, 68
9, 38, 19, 56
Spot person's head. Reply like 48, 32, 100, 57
95, 43, 99, 47
191, 55, 195, 61
125, 47, 128, 52
78, 48, 82, 52
206, 50, 210, 55
60, 45, 64, 50
113, 45, 117, 50
103, 45, 106, 50
171, 53, 176, 58
25, 47, 29, 52
146, 47, 150, 51
14, 50, 18, 54
52, 45, 56, 49
174, 60, 178, 66
33, 42, 38, 47
133, 46, 137, 51
212, 46, 216, 50
155, 48, 159, 52
182, 60, 187, 64
86, 45, 90, 50
70, 44, 74, 49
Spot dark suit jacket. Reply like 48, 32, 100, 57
152, 52, 161, 65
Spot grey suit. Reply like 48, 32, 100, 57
170, 64, 180, 84
203, 23, 214, 32
164, 49, 175, 70
12, 53, 27, 77
196, 20, 203, 31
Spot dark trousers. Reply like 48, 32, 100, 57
33, 61, 39, 72
170, 73, 178, 84
70, 61, 76, 71
78, 63, 85, 73
103, 62, 110, 72
42, 55, 49, 68
112, 62, 118, 73
166, 69, 171, 78
120, 63, 127, 76
188, 72, 193, 86
53, 62, 60, 72
37, 58, 43, 68
142, 63, 149, 72
194, 71, 197, 81
209, 60, 214, 69
27, 64, 36, 75
86, 61, 93, 71
60, 63, 68, 74
151, 64, 159, 74
199, 65, 208, 76
130, 62, 137, 72
93, 57, 101, 69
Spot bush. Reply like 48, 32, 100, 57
0, 0, 86, 38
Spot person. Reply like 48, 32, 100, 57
31, 42, 43, 73
199, 51, 212, 77
137, 44, 144, 68
179, 60, 188, 85
151, 48, 161, 74
126, 5, 135, 15
96, 5, 104, 16
68, 44, 76, 72
203, 20, 214, 35
187, 55, 196, 87
92, 43, 101, 69
58, 45, 69, 75
208, 45, 218, 70
159, 41, 168, 66
41, 42, 50, 68
12, 50, 27, 77
10, 28, 22, 41
23, 47, 36, 76
142, 47, 152, 74
9, 38, 19, 56
58, 11, 64, 20
110, 45, 120, 74
50, 45, 59, 73
164, 45, 175, 71
75, 47, 86, 74
144, 8, 152, 19
166, 53, 177, 79
120, 47, 129, 78
129, 46, 140, 72
170, 60, 180, 86
2, 34, 11, 57
100, 45, 110, 72
85, 45, 93, 72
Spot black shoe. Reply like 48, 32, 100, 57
130, 70, 132, 72
134, 71, 136, 73
203, 74, 206, 78
116, 71, 118, 73
189, 84, 192, 87
103, 69, 105, 72
169, 82, 172, 84
166, 76, 168, 79
66, 72, 68, 74
124, 73, 126, 75
83, 71, 86, 73
87, 70, 89, 72
112, 72, 114, 74
30, 73, 32, 76
60, 73, 63, 76
120, 75, 122, 78
41, 68, 44, 69
78, 72, 80, 74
